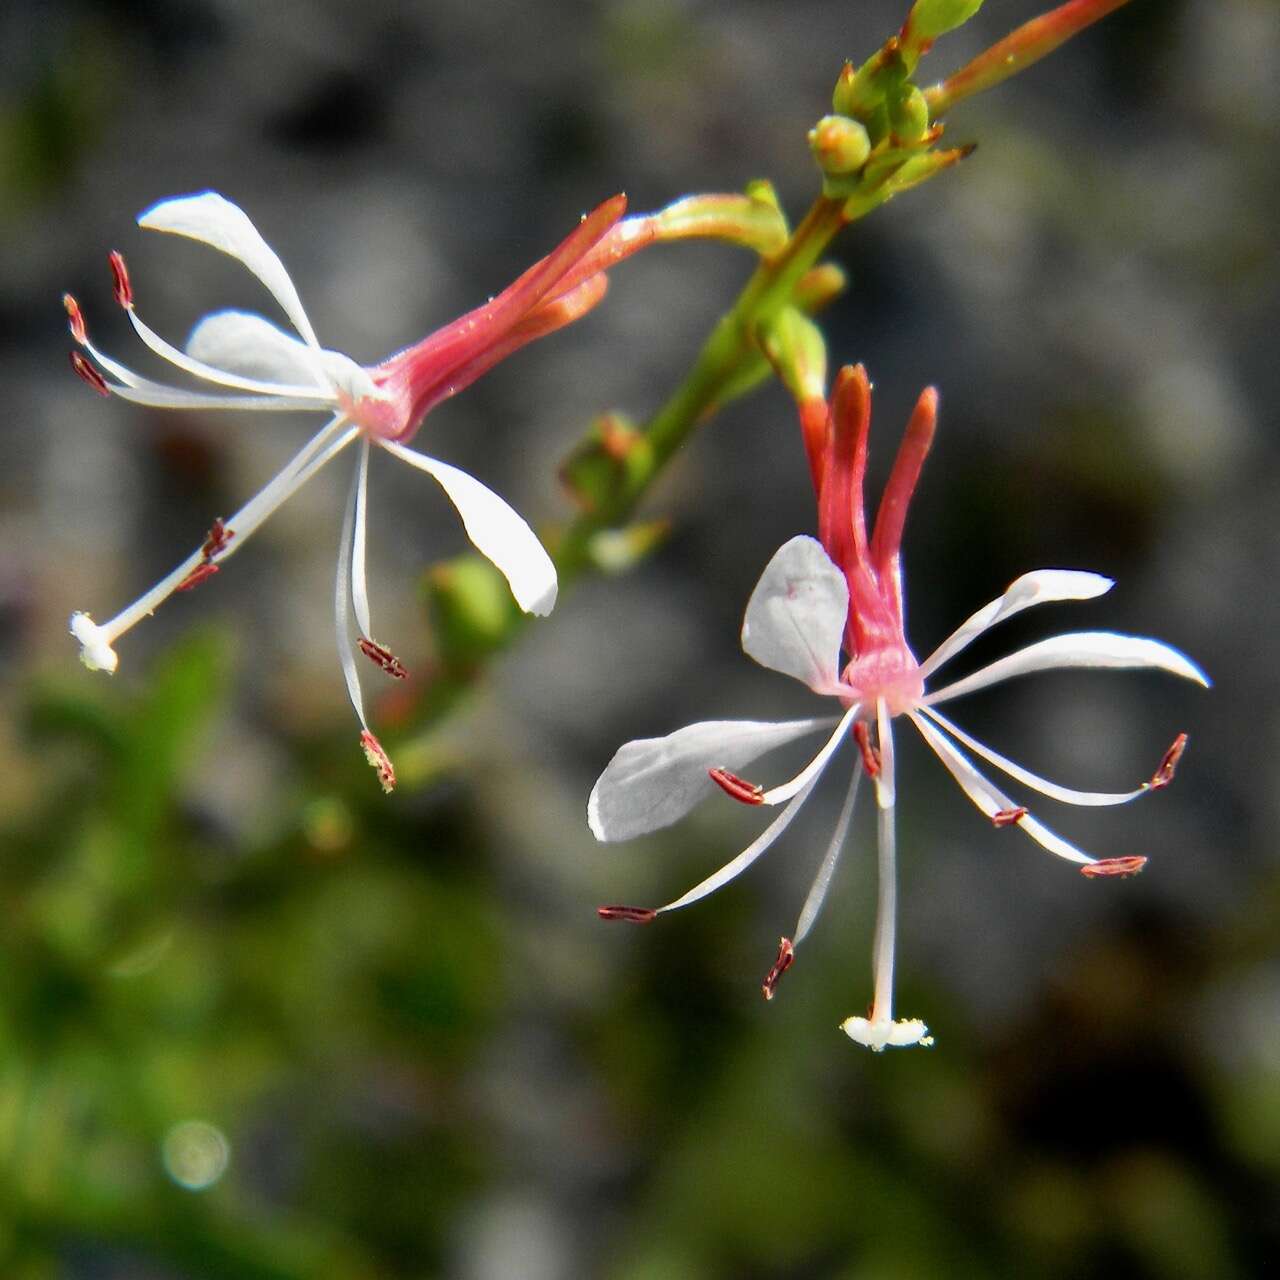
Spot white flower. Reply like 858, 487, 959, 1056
62, 191, 644, 789
589, 366, 1208, 1049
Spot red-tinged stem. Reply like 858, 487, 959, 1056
924, 0, 1133, 119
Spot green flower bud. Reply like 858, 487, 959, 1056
889, 85, 930, 142
808, 114, 872, 177
908, 0, 985, 40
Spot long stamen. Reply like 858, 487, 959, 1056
93, 418, 356, 646
759, 706, 858, 805
793, 760, 863, 946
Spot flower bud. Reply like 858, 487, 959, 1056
907, 0, 985, 40
889, 86, 930, 143
808, 115, 872, 177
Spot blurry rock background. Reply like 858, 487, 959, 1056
0, 0, 1276, 1276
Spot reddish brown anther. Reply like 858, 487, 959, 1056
761, 936, 795, 1001
991, 806, 1027, 828
70, 351, 109, 396
63, 293, 87, 344
358, 637, 409, 680
1080, 856, 1148, 879
108, 250, 133, 308
200, 517, 234, 560
709, 767, 765, 805
1146, 733, 1188, 792
596, 905, 658, 924
360, 730, 396, 794
852, 721, 880, 777
176, 563, 220, 592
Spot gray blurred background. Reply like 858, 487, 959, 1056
1, 1, 1276, 1277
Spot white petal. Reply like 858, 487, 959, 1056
840, 1016, 933, 1051
657, 775, 820, 913
919, 569, 1113, 680
924, 630, 1210, 706
186, 310, 330, 389
378, 441, 557, 617
588, 717, 836, 842
138, 192, 321, 350
741, 535, 848, 692
919, 706, 1149, 807
910, 712, 1097, 865
70, 612, 118, 674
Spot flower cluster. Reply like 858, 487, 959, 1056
65, 191, 661, 789
590, 365, 1206, 1050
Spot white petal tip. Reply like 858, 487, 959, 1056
840, 1016, 933, 1052
586, 788, 607, 842
522, 580, 558, 617
70, 612, 118, 674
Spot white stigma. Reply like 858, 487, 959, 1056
840, 1016, 934, 1052
70, 612, 119, 674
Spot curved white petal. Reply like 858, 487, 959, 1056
741, 535, 848, 692
378, 441, 557, 617
588, 716, 836, 842
186, 310, 331, 389
657, 775, 821, 914
761, 706, 858, 806
919, 706, 1149, 807
138, 192, 321, 350
919, 570, 1113, 681
910, 712, 1097, 866
924, 630, 1210, 706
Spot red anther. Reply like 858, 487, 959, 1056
358, 636, 409, 680
70, 351, 109, 396
1080, 856, 1148, 880
108, 250, 133, 308
596, 905, 658, 924
176, 562, 220, 592
200, 517, 234, 560
991, 806, 1027, 828
63, 293, 87, 344
1146, 733, 1188, 792
852, 721, 880, 777
761, 936, 795, 1001
360, 730, 396, 794
708, 767, 765, 805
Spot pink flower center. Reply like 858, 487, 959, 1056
842, 645, 924, 715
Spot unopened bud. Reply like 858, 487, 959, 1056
889, 86, 930, 143
1080, 856, 1148, 880
808, 115, 871, 177
907, 0, 985, 41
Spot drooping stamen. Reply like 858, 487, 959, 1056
360, 730, 396, 794
358, 637, 409, 680
709, 767, 765, 805
761, 936, 795, 1001
70, 351, 110, 396
63, 293, 87, 344
1080, 856, 1148, 879
1145, 733, 1188, 792
991, 806, 1027, 828
596, 905, 658, 924
201, 518, 234, 560
852, 721, 880, 777
175, 563, 220, 592
108, 250, 133, 308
